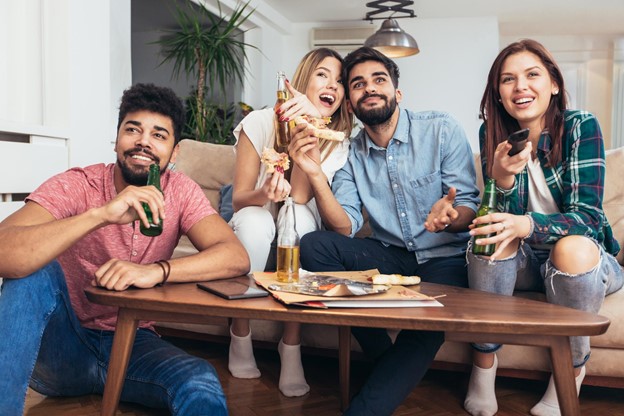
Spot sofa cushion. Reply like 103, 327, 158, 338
173, 140, 236, 210
604, 147, 624, 264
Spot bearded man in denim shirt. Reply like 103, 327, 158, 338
288, 46, 480, 415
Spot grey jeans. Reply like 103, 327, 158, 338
466, 239, 624, 367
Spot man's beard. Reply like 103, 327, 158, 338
117, 148, 164, 186
352, 93, 397, 126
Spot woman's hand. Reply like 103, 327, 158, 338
260, 170, 292, 203
469, 212, 532, 260
276, 80, 322, 121
490, 140, 532, 189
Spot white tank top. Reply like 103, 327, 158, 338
526, 157, 559, 250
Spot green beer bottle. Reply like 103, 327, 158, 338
472, 178, 497, 256
140, 163, 163, 237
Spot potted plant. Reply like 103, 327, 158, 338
155, 0, 256, 143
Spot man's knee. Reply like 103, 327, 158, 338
171, 361, 227, 416
300, 231, 333, 269
1, 261, 66, 299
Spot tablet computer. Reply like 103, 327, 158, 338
197, 277, 269, 300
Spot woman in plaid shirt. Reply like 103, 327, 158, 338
464, 39, 624, 416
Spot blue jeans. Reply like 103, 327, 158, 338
300, 231, 468, 416
0, 261, 227, 416
467, 240, 624, 367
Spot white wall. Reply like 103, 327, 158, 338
0, 0, 132, 220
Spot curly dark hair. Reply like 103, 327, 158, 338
343, 46, 400, 98
117, 83, 185, 144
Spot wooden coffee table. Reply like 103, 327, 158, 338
85, 279, 610, 416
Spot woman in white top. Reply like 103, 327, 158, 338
228, 48, 353, 397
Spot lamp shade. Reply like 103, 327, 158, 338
364, 19, 419, 58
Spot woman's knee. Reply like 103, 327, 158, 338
231, 207, 275, 241
551, 236, 599, 274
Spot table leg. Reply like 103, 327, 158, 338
338, 326, 351, 411
548, 336, 580, 416
101, 308, 139, 416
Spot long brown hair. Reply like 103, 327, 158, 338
289, 48, 353, 160
480, 39, 567, 175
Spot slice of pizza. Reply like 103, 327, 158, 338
261, 147, 290, 174
293, 115, 345, 142
371, 274, 421, 286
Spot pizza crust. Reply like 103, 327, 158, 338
372, 274, 421, 286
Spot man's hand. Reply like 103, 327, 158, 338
424, 187, 459, 233
97, 185, 165, 229
93, 259, 164, 291
288, 123, 324, 179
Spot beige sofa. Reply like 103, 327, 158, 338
165, 139, 624, 388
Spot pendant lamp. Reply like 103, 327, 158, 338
364, 0, 419, 58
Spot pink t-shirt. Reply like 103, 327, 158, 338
27, 163, 216, 331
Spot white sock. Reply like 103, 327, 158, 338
278, 339, 310, 397
228, 327, 261, 379
530, 366, 586, 416
464, 354, 499, 416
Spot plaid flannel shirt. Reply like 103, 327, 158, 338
479, 110, 620, 256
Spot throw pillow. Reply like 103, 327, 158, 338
219, 184, 234, 223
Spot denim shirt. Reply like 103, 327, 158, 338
331, 108, 480, 263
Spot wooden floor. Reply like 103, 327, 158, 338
24, 336, 624, 415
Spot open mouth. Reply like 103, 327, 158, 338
131, 154, 153, 162
513, 97, 534, 105
319, 94, 336, 105
125, 148, 159, 165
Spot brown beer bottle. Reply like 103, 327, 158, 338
140, 163, 163, 237
275, 71, 289, 152
472, 178, 497, 256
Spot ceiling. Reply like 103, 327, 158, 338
261, 0, 624, 36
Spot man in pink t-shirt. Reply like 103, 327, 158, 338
0, 83, 249, 415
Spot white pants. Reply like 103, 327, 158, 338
229, 201, 321, 272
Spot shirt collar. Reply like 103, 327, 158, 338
361, 107, 408, 154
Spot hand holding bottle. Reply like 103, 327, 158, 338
470, 212, 533, 260
96, 184, 164, 229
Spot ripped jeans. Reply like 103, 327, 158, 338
466, 240, 624, 367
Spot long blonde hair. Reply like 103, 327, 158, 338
289, 48, 353, 160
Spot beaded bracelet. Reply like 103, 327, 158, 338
155, 260, 171, 286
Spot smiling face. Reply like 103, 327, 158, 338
304, 56, 345, 118
113, 110, 178, 189
498, 51, 559, 132
347, 60, 402, 126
